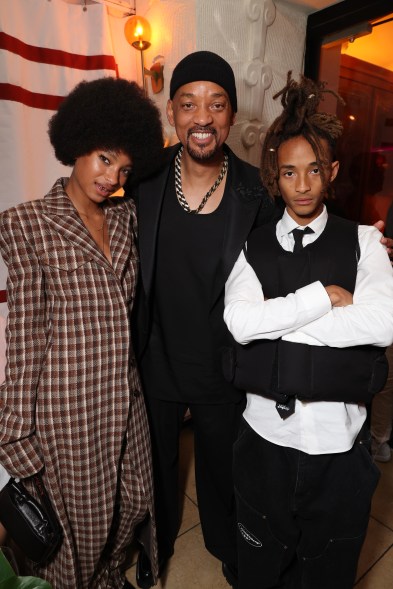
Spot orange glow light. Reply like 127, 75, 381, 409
124, 15, 151, 51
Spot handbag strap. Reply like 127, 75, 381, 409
31, 475, 59, 524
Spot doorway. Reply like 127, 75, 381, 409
304, 0, 393, 228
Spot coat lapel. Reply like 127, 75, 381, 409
137, 146, 178, 297
107, 202, 134, 274
211, 150, 264, 304
42, 178, 132, 274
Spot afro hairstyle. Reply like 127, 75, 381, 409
48, 76, 164, 184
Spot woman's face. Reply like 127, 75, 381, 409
67, 149, 133, 206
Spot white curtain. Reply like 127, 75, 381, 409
0, 0, 118, 332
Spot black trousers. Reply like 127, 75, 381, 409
233, 419, 380, 589
144, 396, 245, 566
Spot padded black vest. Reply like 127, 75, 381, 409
223, 215, 388, 403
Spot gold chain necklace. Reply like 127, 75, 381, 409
175, 146, 228, 214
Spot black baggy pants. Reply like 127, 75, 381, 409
233, 418, 380, 589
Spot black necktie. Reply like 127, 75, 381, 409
275, 226, 315, 420
292, 226, 314, 253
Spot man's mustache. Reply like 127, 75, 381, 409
187, 127, 217, 137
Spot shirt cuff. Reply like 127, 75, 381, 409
296, 280, 331, 316
0, 464, 10, 491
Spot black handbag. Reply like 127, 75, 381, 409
0, 475, 62, 564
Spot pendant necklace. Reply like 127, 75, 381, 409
175, 146, 228, 214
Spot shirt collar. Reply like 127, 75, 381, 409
278, 204, 328, 239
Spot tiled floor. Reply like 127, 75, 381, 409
126, 422, 393, 588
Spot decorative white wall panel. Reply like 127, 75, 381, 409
112, 0, 309, 165
261, 0, 308, 144
195, 0, 276, 165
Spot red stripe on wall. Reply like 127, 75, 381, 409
0, 32, 117, 72
0, 83, 64, 110
0, 290, 6, 303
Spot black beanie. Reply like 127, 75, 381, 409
169, 51, 237, 113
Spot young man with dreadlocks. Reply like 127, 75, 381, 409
223, 72, 393, 589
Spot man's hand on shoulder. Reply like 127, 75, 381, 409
374, 220, 393, 256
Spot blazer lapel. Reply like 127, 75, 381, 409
211, 150, 263, 304
106, 201, 134, 274
137, 146, 178, 297
42, 179, 115, 270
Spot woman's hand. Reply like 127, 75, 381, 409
0, 522, 6, 545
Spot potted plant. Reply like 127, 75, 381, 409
0, 549, 52, 589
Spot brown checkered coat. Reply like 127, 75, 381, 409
0, 179, 157, 588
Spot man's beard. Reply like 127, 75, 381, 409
185, 129, 219, 162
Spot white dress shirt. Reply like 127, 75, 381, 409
0, 464, 10, 490
224, 206, 393, 454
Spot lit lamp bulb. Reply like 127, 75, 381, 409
124, 16, 151, 51
124, 15, 152, 95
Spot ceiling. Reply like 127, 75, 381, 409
63, 0, 346, 17
64, 0, 393, 72
64, 0, 344, 15
279, 0, 343, 14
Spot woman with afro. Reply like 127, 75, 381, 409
0, 77, 164, 588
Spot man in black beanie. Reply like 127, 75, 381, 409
129, 50, 272, 589
169, 50, 238, 113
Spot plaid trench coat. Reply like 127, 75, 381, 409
0, 179, 157, 588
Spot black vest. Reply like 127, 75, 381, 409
222, 215, 388, 404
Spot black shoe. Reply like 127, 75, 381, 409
222, 562, 238, 589
136, 550, 154, 589
123, 581, 137, 589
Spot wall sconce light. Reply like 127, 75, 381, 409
124, 15, 151, 95
147, 55, 164, 95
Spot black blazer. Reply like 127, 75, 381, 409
130, 143, 274, 400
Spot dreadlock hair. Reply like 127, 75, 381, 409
261, 71, 344, 200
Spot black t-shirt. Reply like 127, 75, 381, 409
141, 163, 231, 403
